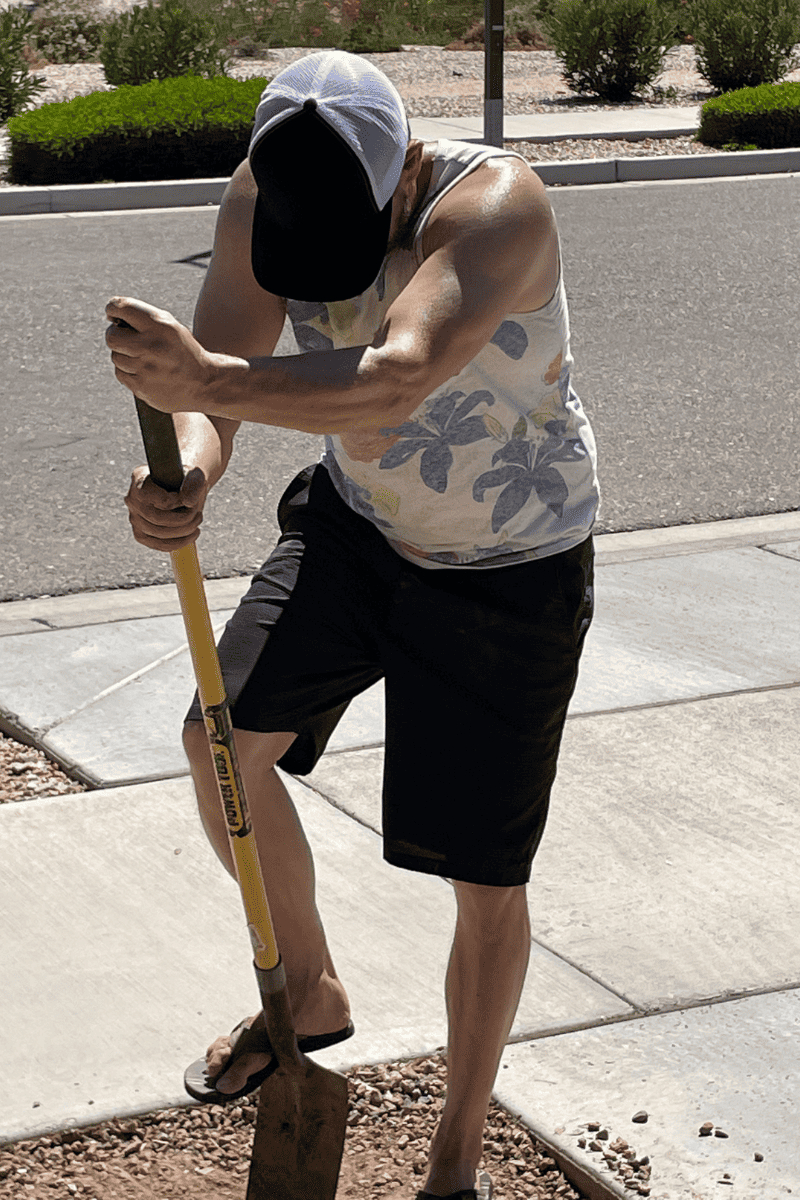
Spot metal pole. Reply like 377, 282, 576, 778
484, 0, 504, 147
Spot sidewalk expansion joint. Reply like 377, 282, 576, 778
511, 978, 800, 1045
528, 936, 643, 1014
567, 677, 800, 723
32, 619, 227, 736
321, 739, 386, 757
292, 774, 384, 840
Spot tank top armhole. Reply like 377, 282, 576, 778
411, 141, 530, 267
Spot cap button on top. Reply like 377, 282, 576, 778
303, 98, 318, 111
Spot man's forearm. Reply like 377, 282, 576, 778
173, 411, 236, 489
198, 342, 421, 435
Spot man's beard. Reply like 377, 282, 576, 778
386, 193, 418, 256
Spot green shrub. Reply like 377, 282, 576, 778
0, 7, 47, 122
100, 0, 229, 88
687, 0, 800, 93
697, 80, 800, 147
190, 0, 484, 53
29, 0, 108, 65
540, 0, 678, 101
7, 73, 267, 185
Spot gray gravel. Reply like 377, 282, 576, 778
0, 730, 87, 802
6, 42, 799, 183
0, 1053, 588, 1199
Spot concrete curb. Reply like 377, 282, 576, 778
1, 511, 798, 633
2, 147, 800, 215
0, 177, 227, 216
532, 145, 800, 185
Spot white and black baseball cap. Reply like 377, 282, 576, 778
248, 50, 411, 301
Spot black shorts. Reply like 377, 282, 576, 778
186, 464, 594, 887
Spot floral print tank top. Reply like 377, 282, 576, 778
286, 139, 600, 569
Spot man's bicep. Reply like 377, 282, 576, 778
374, 191, 557, 417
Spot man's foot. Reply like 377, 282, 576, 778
415, 1174, 492, 1200
184, 1012, 355, 1103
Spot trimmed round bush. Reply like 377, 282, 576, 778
7, 74, 268, 185
698, 80, 800, 147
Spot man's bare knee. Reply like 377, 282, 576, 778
182, 720, 297, 774
452, 880, 529, 933
182, 719, 210, 767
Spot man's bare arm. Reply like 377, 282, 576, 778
108, 160, 557, 437
123, 162, 287, 550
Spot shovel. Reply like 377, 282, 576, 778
133, 394, 349, 1200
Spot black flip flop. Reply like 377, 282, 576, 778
416, 1172, 493, 1200
184, 1014, 355, 1103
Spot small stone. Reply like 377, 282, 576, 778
714, 1129, 729, 1139
589, 1141, 603, 1153
632, 1111, 649, 1124
577, 1138, 586, 1148
597, 1128, 609, 1141
587, 1122, 601, 1131
755, 1152, 764, 1162
699, 1122, 714, 1136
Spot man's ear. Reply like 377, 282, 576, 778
404, 139, 425, 172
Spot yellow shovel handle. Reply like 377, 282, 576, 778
135, 398, 279, 971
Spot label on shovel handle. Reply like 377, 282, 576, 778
212, 743, 251, 838
204, 703, 251, 839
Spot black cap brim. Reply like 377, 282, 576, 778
250, 105, 394, 302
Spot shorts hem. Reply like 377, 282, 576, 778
383, 848, 532, 888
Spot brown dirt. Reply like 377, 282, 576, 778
0, 1055, 605, 1200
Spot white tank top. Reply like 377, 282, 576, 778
286, 138, 600, 568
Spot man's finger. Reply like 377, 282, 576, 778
177, 467, 208, 508
132, 512, 202, 539
105, 296, 173, 330
125, 498, 203, 529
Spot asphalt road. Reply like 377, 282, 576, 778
1, 173, 798, 602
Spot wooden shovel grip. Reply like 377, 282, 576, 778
135, 396, 280, 970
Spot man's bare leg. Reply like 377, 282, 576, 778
183, 721, 351, 1094
423, 882, 531, 1195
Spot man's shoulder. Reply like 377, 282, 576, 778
422, 152, 551, 260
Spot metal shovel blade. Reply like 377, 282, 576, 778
246, 1056, 349, 1200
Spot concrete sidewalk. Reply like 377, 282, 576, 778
2, 512, 800, 1199
2, 107, 800, 216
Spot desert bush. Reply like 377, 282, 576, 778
185, 0, 485, 54
0, 7, 47, 122
100, 0, 229, 87
687, 0, 800, 93
540, 0, 677, 101
449, 2, 551, 49
28, 0, 107, 64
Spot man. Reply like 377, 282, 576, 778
106, 49, 598, 1200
